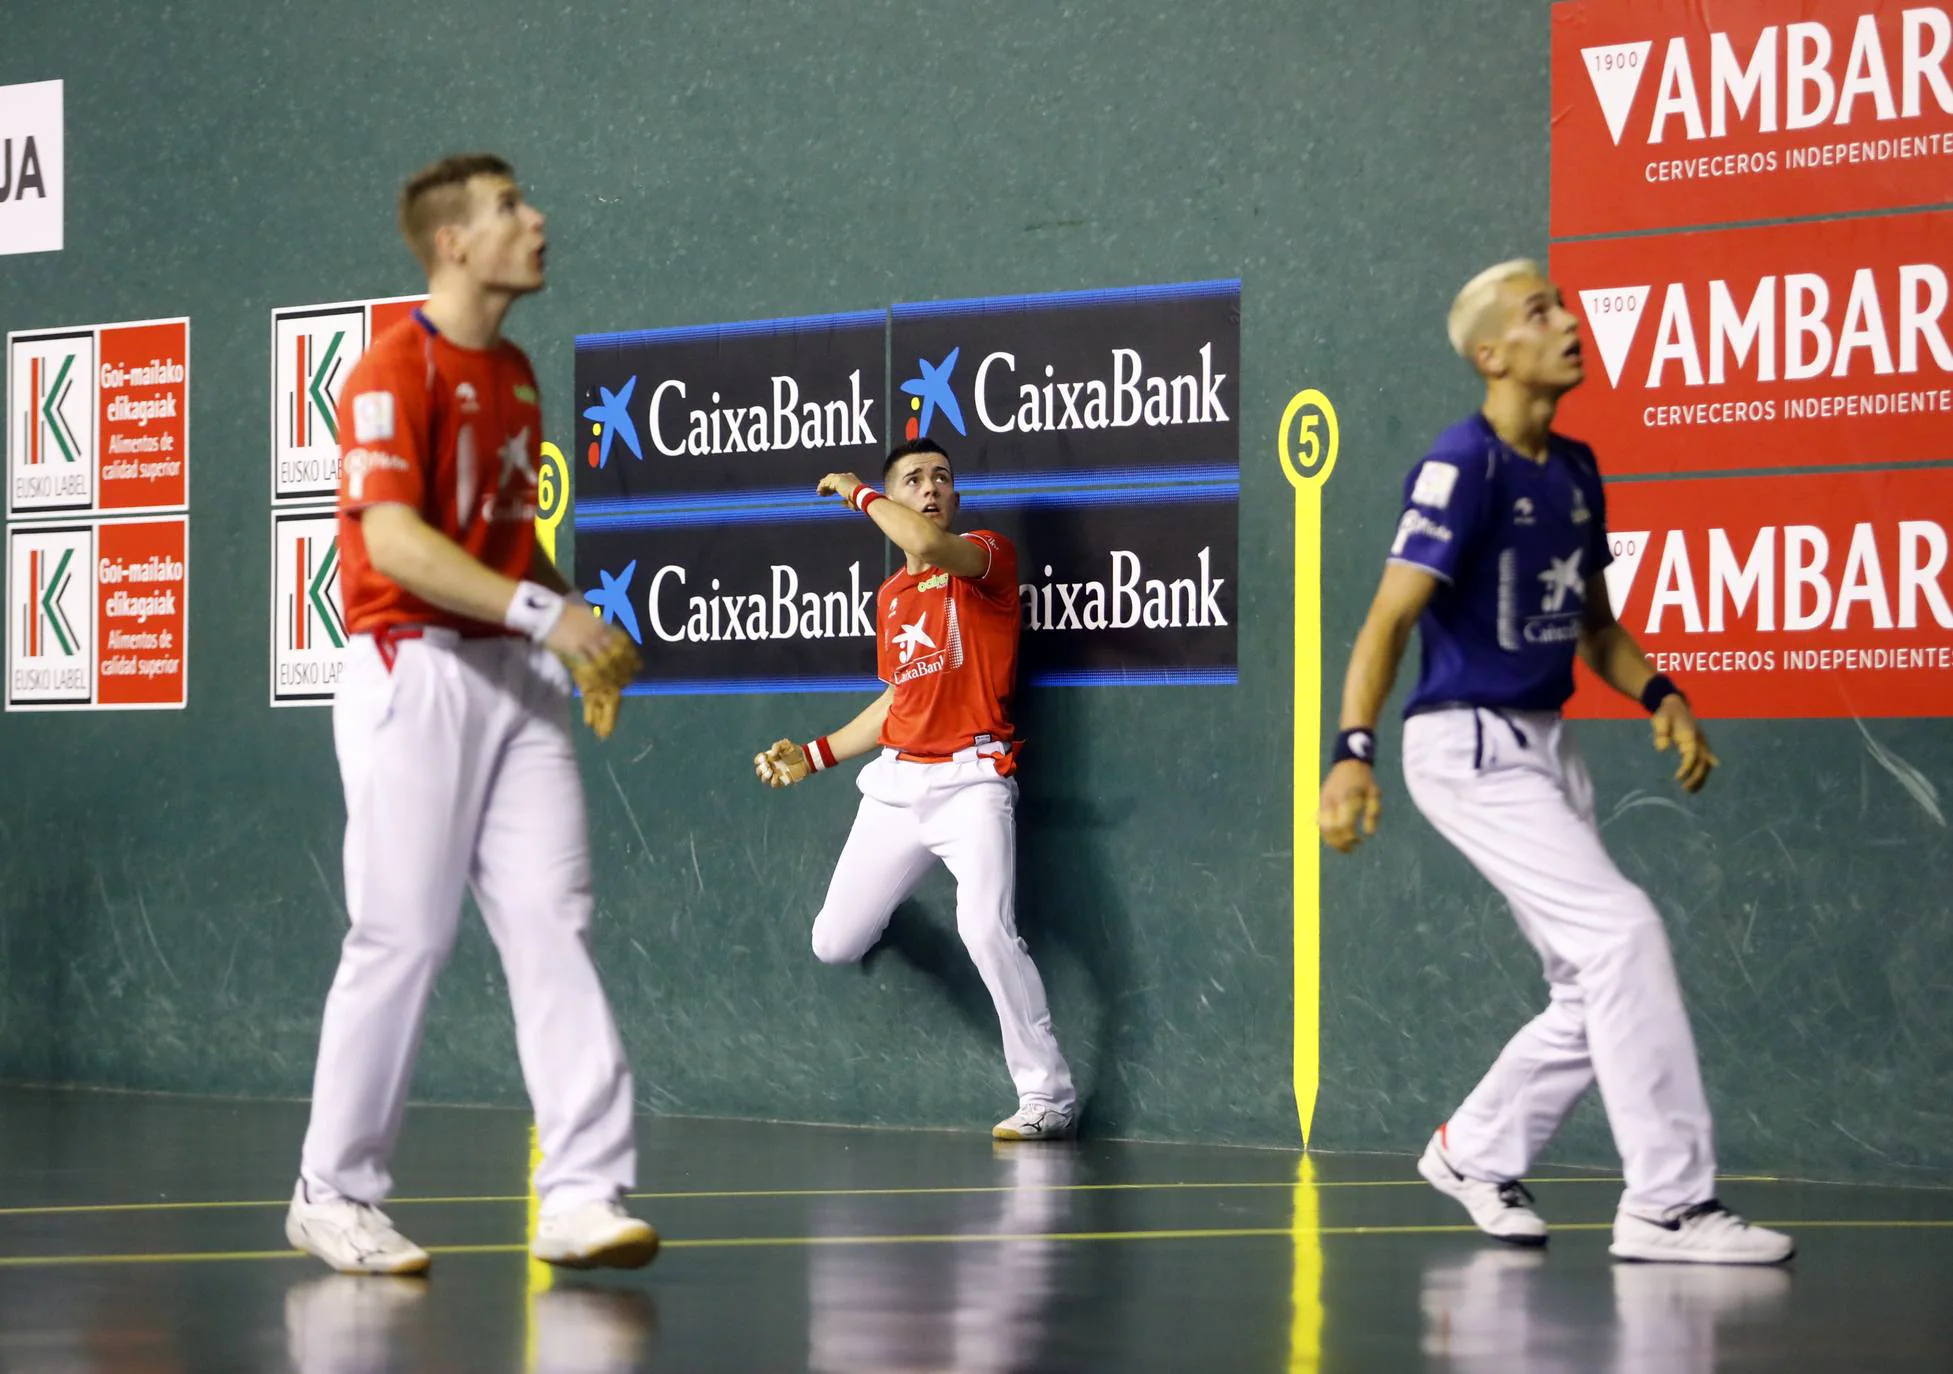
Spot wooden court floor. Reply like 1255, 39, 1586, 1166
2, 1087, 1950, 1372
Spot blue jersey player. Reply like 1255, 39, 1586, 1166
1318, 260, 1794, 1266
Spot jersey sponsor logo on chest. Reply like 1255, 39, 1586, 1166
455, 424, 538, 526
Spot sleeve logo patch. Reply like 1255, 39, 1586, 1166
1409, 460, 1459, 509
1391, 509, 1455, 555
353, 392, 396, 444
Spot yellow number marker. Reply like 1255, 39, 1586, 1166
535, 441, 570, 564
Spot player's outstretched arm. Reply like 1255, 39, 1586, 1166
1577, 582, 1717, 793
1319, 563, 1438, 853
816, 473, 986, 577
754, 687, 895, 788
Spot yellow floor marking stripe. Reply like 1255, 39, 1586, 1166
1278, 389, 1339, 1148
524, 1122, 551, 1373
7, 1218, 1951, 1269
1289, 1155, 1324, 1373
0, 1172, 1836, 1219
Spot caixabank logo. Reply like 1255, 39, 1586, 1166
1553, 210, 1953, 474
1569, 467, 1953, 718
891, 281, 1240, 469
270, 296, 423, 502
7, 524, 92, 706
889, 281, 1240, 686
270, 510, 346, 706
1552, 0, 1953, 234
574, 311, 886, 504
7, 328, 94, 512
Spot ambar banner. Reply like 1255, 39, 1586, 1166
1552, 0, 1953, 236
1568, 466, 1953, 718
573, 311, 889, 694
1553, 210, 1953, 475
890, 280, 1240, 686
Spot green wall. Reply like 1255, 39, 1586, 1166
2, 0, 1947, 1185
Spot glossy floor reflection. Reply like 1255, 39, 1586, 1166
2, 1087, 1950, 1371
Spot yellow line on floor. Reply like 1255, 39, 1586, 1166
4, 1218, 1951, 1269
0, 1174, 1695, 1219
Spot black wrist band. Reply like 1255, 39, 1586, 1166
1640, 674, 1683, 713
1332, 728, 1377, 767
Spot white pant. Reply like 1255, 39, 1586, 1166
812, 750, 1075, 1112
1402, 707, 1716, 1213
300, 631, 636, 1215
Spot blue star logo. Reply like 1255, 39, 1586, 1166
581, 375, 642, 469
899, 348, 967, 437
588, 560, 641, 643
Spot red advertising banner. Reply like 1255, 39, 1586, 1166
1552, 0, 1953, 236
8, 316, 190, 516
97, 320, 189, 511
7, 515, 187, 711
1552, 211, 1953, 476
95, 517, 187, 707
1567, 467, 1953, 718
270, 295, 425, 502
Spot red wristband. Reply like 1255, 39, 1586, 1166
851, 487, 883, 514
804, 736, 837, 773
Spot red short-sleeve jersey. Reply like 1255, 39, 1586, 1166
334, 310, 544, 635
877, 530, 1021, 757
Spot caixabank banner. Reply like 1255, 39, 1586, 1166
1552, 0, 1953, 236
1553, 210, 1953, 474
889, 280, 1240, 686
573, 311, 891, 693
1568, 466, 1953, 717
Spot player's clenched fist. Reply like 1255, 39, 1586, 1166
1318, 760, 1383, 854
550, 616, 639, 741
753, 739, 810, 788
816, 472, 864, 504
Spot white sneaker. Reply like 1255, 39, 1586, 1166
531, 1199, 660, 1270
285, 1182, 431, 1276
992, 1104, 1076, 1141
1417, 1132, 1549, 1246
1610, 1199, 1795, 1265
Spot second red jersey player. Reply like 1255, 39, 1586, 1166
753, 439, 1077, 1141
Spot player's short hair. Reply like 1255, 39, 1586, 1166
884, 437, 952, 477
399, 153, 515, 272
1447, 259, 1545, 360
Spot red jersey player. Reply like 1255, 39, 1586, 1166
754, 438, 1077, 1140
286, 154, 656, 1274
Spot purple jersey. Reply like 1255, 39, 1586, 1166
1390, 413, 1612, 715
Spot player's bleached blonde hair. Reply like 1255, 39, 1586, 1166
1447, 259, 1545, 360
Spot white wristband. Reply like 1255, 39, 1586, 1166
505, 581, 567, 642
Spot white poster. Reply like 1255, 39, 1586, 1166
0, 80, 63, 256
